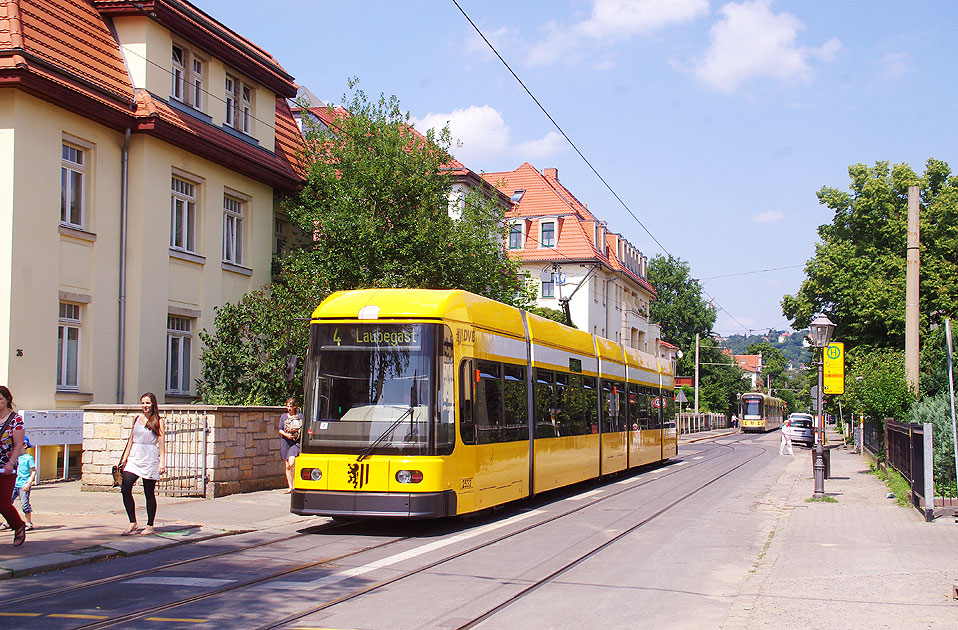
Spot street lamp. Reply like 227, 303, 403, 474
809, 314, 836, 498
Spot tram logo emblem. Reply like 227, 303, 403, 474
348, 462, 370, 489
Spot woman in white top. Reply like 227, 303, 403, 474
119, 392, 166, 535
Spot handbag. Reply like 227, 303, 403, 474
111, 458, 124, 487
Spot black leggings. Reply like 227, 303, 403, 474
121, 470, 157, 526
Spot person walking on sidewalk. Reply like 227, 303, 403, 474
278, 397, 303, 494
780, 418, 794, 456
0, 385, 26, 545
12, 435, 36, 530
119, 392, 166, 536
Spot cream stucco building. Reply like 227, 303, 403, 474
0, 0, 303, 409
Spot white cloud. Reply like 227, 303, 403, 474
753, 210, 785, 224
694, 0, 842, 92
526, 0, 708, 67
413, 106, 565, 166
879, 51, 914, 81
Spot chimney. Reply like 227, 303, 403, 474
543, 168, 558, 180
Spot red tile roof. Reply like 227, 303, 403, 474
483, 163, 655, 297
0, 0, 303, 190
734, 355, 762, 373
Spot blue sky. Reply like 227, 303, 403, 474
207, 0, 957, 337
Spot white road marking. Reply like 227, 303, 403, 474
566, 489, 602, 500
675, 461, 688, 465
691, 456, 703, 460
264, 509, 544, 591
615, 478, 635, 485
125, 577, 234, 587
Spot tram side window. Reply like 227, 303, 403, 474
600, 380, 626, 433
651, 388, 663, 429
637, 386, 651, 430
475, 360, 503, 444
616, 381, 627, 432
459, 360, 476, 445
559, 373, 588, 436
534, 369, 557, 438
584, 376, 598, 434
663, 392, 676, 429
502, 363, 527, 441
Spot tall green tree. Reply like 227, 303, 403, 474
197, 85, 532, 404
782, 159, 958, 349
648, 254, 717, 361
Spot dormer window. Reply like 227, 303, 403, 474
226, 74, 254, 134
171, 42, 206, 110
511, 189, 525, 203
508, 223, 523, 249
540, 220, 555, 247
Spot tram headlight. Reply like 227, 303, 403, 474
395, 469, 423, 484
300, 468, 322, 481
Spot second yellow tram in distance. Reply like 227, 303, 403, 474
290, 288, 678, 519
739, 392, 785, 432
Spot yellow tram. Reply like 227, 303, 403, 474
290, 289, 677, 518
739, 392, 784, 432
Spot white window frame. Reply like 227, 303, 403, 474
223, 194, 245, 265
166, 315, 193, 395
542, 277, 555, 299
57, 302, 81, 391
172, 42, 206, 110
274, 219, 287, 257
226, 73, 254, 134
170, 174, 198, 253
61, 142, 85, 228
540, 220, 555, 248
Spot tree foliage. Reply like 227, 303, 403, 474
197, 85, 532, 404
648, 255, 717, 357
842, 348, 916, 424
906, 392, 957, 497
782, 159, 958, 349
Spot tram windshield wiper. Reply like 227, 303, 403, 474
356, 407, 413, 462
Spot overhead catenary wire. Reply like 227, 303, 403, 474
451, 0, 767, 336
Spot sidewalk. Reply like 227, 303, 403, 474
0, 481, 311, 580
727, 434, 958, 628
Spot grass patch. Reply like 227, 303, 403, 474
871, 464, 912, 507
805, 496, 838, 503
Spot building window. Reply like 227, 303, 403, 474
170, 176, 197, 253
61, 144, 84, 227
541, 221, 555, 247
57, 302, 81, 390
274, 219, 287, 257
166, 315, 193, 394
172, 43, 205, 110
226, 74, 253, 134
223, 195, 244, 264
542, 277, 555, 298
510, 189, 525, 203
508, 223, 522, 249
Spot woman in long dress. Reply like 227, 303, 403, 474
119, 392, 166, 535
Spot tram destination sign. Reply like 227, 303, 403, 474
823, 342, 844, 395
324, 325, 423, 349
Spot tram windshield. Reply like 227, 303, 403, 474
742, 397, 763, 416
303, 323, 452, 456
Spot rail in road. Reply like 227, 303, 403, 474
0, 433, 763, 629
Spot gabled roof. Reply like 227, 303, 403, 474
0, 0, 303, 190
734, 354, 762, 373
482, 163, 655, 297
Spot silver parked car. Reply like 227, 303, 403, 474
785, 413, 814, 447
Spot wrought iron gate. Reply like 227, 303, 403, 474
158, 408, 208, 497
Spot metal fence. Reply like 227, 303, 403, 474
157, 408, 208, 497
884, 420, 934, 521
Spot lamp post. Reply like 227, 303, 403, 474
809, 314, 836, 498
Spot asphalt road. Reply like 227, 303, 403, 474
0, 431, 811, 629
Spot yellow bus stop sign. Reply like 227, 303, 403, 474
823, 342, 844, 394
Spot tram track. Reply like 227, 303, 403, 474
8, 433, 762, 628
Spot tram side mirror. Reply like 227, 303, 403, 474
285, 355, 298, 382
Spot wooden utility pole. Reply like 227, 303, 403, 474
906, 186, 920, 391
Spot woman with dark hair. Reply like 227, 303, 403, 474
119, 392, 166, 535
0, 385, 26, 545
278, 397, 302, 494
